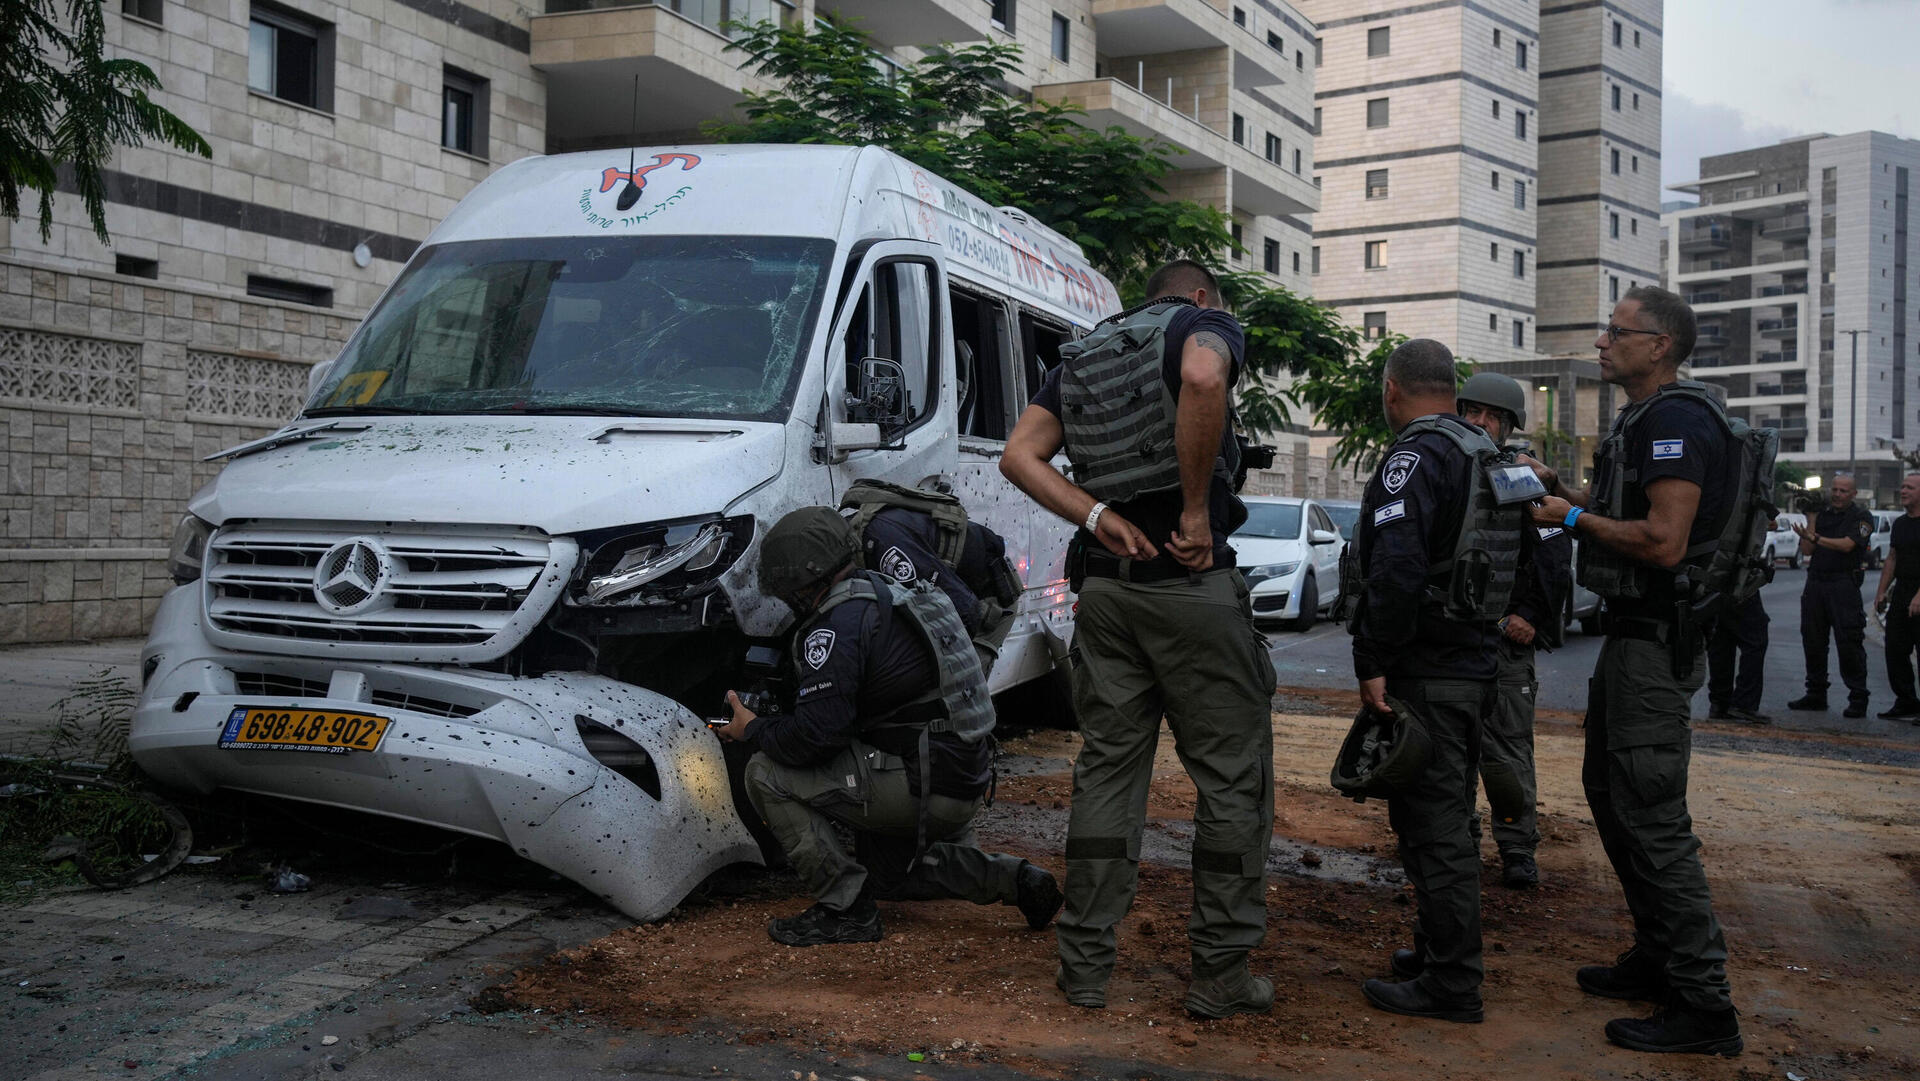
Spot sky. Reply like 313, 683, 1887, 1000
1659, 0, 1920, 188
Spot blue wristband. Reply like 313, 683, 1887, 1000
1564, 506, 1583, 530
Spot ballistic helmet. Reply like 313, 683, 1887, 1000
759, 507, 860, 607
1457, 371, 1528, 433
1329, 694, 1433, 802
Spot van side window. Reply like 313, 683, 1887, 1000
1018, 309, 1072, 403
843, 259, 938, 428
950, 286, 1015, 440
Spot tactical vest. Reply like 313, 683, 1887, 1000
1057, 300, 1193, 502
1578, 381, 1778, 612
810, 573, 995, 743
840, 479, 970, 567
1339, 416, 1527, 626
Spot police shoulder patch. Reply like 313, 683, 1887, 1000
1382, 451, 1421, 494
1374, 500, 1407, 526
803, 628, 836, 669
878, 545, 917, 583
1651, 438, 1684, 460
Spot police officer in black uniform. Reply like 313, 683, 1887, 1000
713, 507, 1062, 946
1350, 339, 1513, 1025
1705, 506, 1777, 725
1788, 473, 1875, 717
1526, 286, 1742, 1055
1872, 472, 1920, 720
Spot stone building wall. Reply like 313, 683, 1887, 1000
1, 260, 355, 643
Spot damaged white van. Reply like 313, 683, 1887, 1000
132, 145, 1120, 919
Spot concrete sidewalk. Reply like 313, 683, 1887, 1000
0, 637, 143, 753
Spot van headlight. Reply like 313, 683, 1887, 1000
1241, 562, 1298, 587
571, 515, 753, 606
167, 514, 214, 585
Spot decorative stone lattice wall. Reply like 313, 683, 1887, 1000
1, 261, 355, 644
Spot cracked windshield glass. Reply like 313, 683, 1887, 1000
307, 235, 833, 421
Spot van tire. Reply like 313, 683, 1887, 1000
994, 665, 1078, 731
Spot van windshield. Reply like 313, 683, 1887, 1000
306, 235, 834, 421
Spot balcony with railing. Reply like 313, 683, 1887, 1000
1757, 318, 1800, 338
1678, 221, 1732, 253
1760, 211, 1810, 240
813, 0, 986, 47
1091, 0, 1302, 90
531, 1, 793, 148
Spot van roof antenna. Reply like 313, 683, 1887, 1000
617, 73, 643, 211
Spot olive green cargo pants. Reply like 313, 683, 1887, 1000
1058, 568, 1277, 987
1586, 635, 1733, 1010
745, 747, 1026, 911
1473, 639, 1540, 857
1386, 676, 1492, 1001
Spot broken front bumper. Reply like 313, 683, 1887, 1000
131, 586, 762, 921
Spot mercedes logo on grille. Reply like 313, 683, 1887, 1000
313, 537, 395, 615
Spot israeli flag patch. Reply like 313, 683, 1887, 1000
1538, 526, 1564, 540
1374, 500, 1407, 526
1652, 439, 1684, 460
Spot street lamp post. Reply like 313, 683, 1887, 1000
1841, 328, 1866, 487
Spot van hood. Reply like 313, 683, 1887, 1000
189, 416, 787, 534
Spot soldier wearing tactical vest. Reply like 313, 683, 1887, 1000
713, 507, 1063, 947
1000, 259, 1279, 1020
839, 479, 1025, 675
1524, 286, 1744, 1056
1347, 339, 1525, 1026
1788, 473, 1875, 718
1455, 371, 1571, 890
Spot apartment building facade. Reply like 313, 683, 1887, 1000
1535, 0, 1662, 356
2, 0, 1319, 642
1665, 131, 1920, 499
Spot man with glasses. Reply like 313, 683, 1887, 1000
1788, 473, 1874, 718
1523, 287, 1743, 1056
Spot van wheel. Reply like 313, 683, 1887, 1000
994, 665, 1078, 732
1291, 575, 1319, 632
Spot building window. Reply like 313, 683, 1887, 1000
1292, 250, 1301, 273
1264, 239, 1280, 273
1233, 6, 1245, 26
1314, 36, 1322, 66
1296, 49, 1304, 71
1489, 313, 1498, 331
1513, 320, 1525, 348
115, 254, 159, 279
122, 0, 162, 24
1513, 250, 1525, 279
1516, 41, 1527, 69
1366, 169, 1389, 199
1232, 112, 1244, 145
1365, 240, 1387, 269
1631, 154, 1639, 173
1634, 29, 1641, 46
1367, 97, 1389, 128
1293, 147, 1301, 173
1365, 311, 1387, 340
990, 0, 1012, 32
1610, 212, 1620, 238
1051, 13, 1070, 61
1494, 29, 1501, 48
1313, 175, 1321, 188
1612, 85, 1621, 111
1611, 148, 1621, 175
1264, 133, 1280, 164
1515, 110, 1526, 138
1633, 92, 1640, 110
1490, 170, 1499, 190
1514, 179, 1526, 208
1313, 106, 1321, 133
441, 67, 488, 157
1268, 30, 1282, 54
248, 2, 331, 111
1311, 245, 1320, 275
1368, 26, 1390, 57
248, 273, 333, 308
1631, 218, 1639, 235
1231, 222, 1243, 253
1490, 242, 1499, 261
1613, 20, 1623, 46
1492, 99, 1501, 119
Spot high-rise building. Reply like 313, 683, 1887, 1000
1665, 131, 1920, 496
1535, 0, 1662, 356
1, 0, 1319, 642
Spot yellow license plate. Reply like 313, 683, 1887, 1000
219, 706, 391, 754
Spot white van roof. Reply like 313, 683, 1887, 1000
426, 144, 1120, 330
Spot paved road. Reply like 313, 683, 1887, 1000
1259, 563, 1920, 742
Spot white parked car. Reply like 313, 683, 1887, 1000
1235, 497, 1344, 630
1765, 512, 1806, 569
1869, 509, 1899, 568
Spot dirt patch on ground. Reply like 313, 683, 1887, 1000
498, 698, 1920, 1080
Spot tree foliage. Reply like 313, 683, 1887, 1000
707, 19, 1232, 296
1, 0, 210, 244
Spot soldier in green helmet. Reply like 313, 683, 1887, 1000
712, 506, 1062, 947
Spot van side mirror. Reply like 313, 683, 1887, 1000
306, 359, 335, 404
846, 357, 909, 431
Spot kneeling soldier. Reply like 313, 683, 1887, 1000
714, 507, 1062, 946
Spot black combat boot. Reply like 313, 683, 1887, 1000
1013, 862, 1063, 931
1844, 697, 1869, 719
1786, 694, 1827, 711
1576, 945, 1669, 1000
766, 897, 883, 946
1604, 1002, 1743, 1056
1055, 965, 1106, 1009
1361, 978, 1483, 1023
1186, 964, 1275, 1020
1390, 948, 1423, 979
1501, 851, 1540, 889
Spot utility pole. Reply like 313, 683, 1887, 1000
1841, 328, 1866, 484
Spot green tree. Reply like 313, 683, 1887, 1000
2, 0, 210, 244
708, 19, 1232, 296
